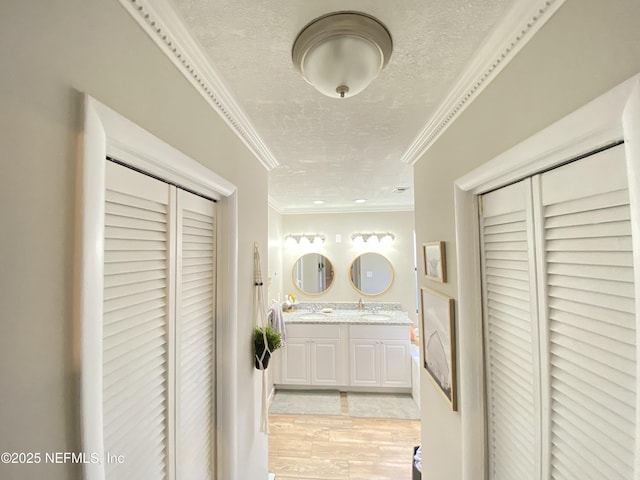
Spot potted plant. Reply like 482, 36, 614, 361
253, 325, 282, 369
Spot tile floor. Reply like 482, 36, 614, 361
268, 392, 421, 480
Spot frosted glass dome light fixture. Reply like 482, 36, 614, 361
292, 12, 393, 99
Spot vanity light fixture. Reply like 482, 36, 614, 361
351, 232, 395, 244
292, 11, 393, 99
380, 233, 394, 245
298, 235, 311, 246
285, 233, 326, 246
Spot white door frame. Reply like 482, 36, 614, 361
75, 95, 239, 480
453, 74, 640, 480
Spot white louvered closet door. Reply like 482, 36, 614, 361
481, 143, 637, 480
104, 161, 217, 480
175, 189, 216, 480
535, 144, 636, 480
480, 179, 542, 480
103, 161, 174, 480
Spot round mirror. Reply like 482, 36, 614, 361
349, 253, 394, 296
292, 253, 335, 295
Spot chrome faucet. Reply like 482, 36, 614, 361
357, 298, 364, 310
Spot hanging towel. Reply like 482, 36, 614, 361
268, 300, 287, 342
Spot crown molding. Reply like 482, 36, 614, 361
118, 0, 279, 171
267, 196, 285, 215
401, 0, 566, 166
276, 203, 415, 215
269, 192, 414, 215
279, 206, 415, 215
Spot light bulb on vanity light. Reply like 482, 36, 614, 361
285, 235, 297, 247
381, 233, 394, 244
298, 235, 311, 246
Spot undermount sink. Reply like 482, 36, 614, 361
298, 313, 328, 321
360, 313, 391, 321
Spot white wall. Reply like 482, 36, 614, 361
268, 206, 284, 303
0, 2, 269, 479
267, 206, 284, 391
412, 0, 640, 478
281, 211, 417, 322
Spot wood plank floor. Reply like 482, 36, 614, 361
269, 393, 421, 480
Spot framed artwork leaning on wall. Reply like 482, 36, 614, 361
420, 287, 457, 410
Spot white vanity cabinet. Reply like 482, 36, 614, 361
281, 324, 347, 386
349, 325, 411, 388
277, 315, 413, 391
281, 338, 311, 384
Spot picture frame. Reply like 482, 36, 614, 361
420, 287, 457, 410
423, 241, 446, 282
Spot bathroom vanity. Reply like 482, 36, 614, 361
274, 304, 413, 392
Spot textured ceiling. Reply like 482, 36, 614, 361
169, 0, 515, 213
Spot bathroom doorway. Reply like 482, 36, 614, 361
268, 390, 421, 479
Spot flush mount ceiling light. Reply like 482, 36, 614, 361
292, 11, 393, 99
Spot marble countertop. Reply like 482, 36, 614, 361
284, 309, 412, 326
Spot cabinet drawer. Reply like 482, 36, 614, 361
349, 325, 409, 340
286, 323, 341, 339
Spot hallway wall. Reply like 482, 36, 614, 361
0, 2, 269, 479
412, 0, 640, 478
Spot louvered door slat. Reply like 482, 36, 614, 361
538, 145, 636, 480
105, 259, 167, 276
549, 309, 635, 347
182, 302, 213, 321
547, 262, 635, 282
103, 161, 169, 480
544, 204, 630, 228
106, 196, 168, 217
104, 307, 165, 337
486, 299, 531, 322
548, 274, 635, 297
105, 278, 167, 301
481, 179, 540, 480
488, 309, 533, 335
106, 214, 168, 232
545, 220, 631, 239
487, 291, 530, 312
106, 225, 167, 241
176, 189, 216, 480
549, 286, 635, 313
105, 249, 168, 263
489, 366, 535, 412
549, 295, 633, 326
104, 384, 166, 441
104, 269, 167, 288
547, 250, 633, 266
